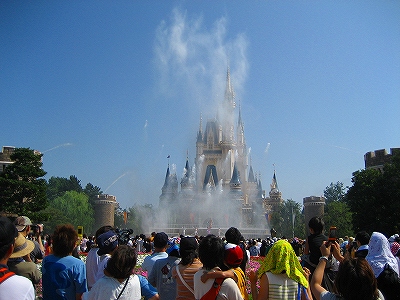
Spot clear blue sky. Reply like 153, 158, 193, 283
1, 1, 399, 210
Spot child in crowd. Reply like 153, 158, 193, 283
201, 243, 248, 300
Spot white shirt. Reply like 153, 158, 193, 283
86, 247, 101, 289
95, 254, 111, 283
83, 274, 141, 300
0, 273, 35, 300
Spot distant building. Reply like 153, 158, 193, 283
93, 194, 117, 231
303, 196, 325, 236
157, 68, 280, 238
0, 146, 16, 172
364, 148, 400, 171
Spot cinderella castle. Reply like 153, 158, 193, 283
155, 68, 284, 238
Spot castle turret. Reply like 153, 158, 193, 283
94, 194, 117, 231
303, 196, 325, 236
160, 163, 178, 206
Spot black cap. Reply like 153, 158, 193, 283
154, 232, 168, 248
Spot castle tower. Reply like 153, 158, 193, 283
303, 196, 325, 235
94, 194, 117, 231
364, 148, 400, 171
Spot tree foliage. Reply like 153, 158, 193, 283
44, 191, 94, 234
0, 148, 47, 216
47, 175, 83, 201
345, 152, 400, 236
83, 183, 103, 206
270, 199, 305, 238
324, 181, 347, 205
323, 182, 353, 237
324, 201, 353, 237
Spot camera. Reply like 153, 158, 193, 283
115, 228, 134, 245
31, 224, 43, 235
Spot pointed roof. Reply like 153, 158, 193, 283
163, 165, 170, 188
230, 162, 241, 186
224, 66, 235, 108
203, 165, 218, 189
248, 165, 255, 182
270, 170, 280, 195
197, 114, 203, 143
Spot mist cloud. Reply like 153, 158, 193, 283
154, 8, 249, 112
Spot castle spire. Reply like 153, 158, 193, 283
197, 113, 203, 143
224, 66, 235, 109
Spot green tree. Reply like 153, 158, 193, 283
345, 152, 400, 236
324, 181, 347, 205
324, 201, 353, 237
0, 148, 47, 216
47, 175, 83, 201
84, 183, 103, 206
270, 199, 305, 238
323, 182, 353, 237
45, 191, 94, 234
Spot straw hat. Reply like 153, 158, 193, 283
10, 233, 35, 258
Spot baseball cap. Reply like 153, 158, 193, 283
14, 216, 32, 232
224, 243, 243, 267
97, 231, 118, 256
154, 232, 168, 248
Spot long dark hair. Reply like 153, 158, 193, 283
335, 258, 378, 300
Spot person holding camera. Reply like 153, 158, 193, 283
14, 216, 44, 264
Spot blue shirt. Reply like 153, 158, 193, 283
42, 254, 87, 300
138, 274, 158, 300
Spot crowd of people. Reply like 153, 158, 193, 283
0, 214, 399, 300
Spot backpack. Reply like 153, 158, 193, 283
0, 267, 15, 284
200, 278, 225, 300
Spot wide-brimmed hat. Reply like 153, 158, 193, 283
10, 233, 35, 258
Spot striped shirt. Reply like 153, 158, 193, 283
172, 259, 203, 300
265, 272, 298, 300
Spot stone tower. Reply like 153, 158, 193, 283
303, 196, 325, 235
94, 194, 117, 231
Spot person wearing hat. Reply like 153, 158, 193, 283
149, 242, 181, 299
86, 225, 113, 290
172, 237, 202, 300
200, 243, 248, 300
41, 224, 87, 300
0, 216, 35, 300
95, 230, 119, 284
14, 216, 45, 263
142, 232, 169, 275
7, 232, 41, 286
